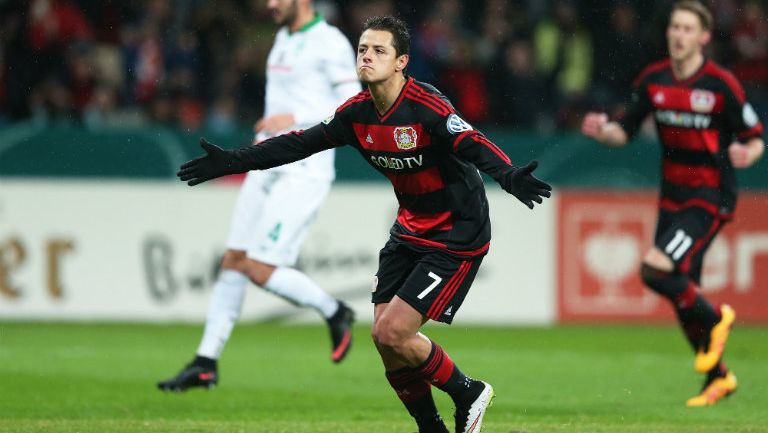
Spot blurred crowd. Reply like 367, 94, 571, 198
0, 0, 766, 133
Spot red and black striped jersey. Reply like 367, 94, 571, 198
619, 58, 764, 218
231, 76, 518, 256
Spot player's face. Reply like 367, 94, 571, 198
267, 0, 298, 27
356, 29, 409, 84
666, 10, 710, 62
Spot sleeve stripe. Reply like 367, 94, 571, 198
470, 135, 512, 165
405, 91, 450, 116
452, 130, 474, 151
737, 123, 765, 140
410, 84, 455, 114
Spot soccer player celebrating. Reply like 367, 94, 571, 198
178, 15, 551, 433
158, 0, 360, 392
581, 1, 764, 407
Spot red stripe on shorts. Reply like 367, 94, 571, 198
427, 261, 470, 320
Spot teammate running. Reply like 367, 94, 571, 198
177, 15, 551, 433
158, 0, 361, 392
581, 0, 764, 407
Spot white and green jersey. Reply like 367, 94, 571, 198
258, 16, 360, 180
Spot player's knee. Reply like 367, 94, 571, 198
371, 320, 407, 353
243, 260, 276, 286
643, 247, 675, 272
640, 248, 679, 290
640, 262, 689, 300
221, 250, 248, 271
640, 263, 666, 288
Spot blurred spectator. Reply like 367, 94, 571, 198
28, 0, 92, 51
487, 39, 550, 130
83, 83, 125, 128
730, 0, 768, 116
534, 1, 592, 98
475, 0, 512, 65
533, 0, 593, 128
130, 22, 165, 104
410, 0, 465, 82
347, 0, 393, 33
1, 0, 767, 132
439, 39, 489, 123
206, 96, 238, 134
732, 1, 768, 79
592, 2, 647, 109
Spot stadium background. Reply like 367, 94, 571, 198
1, 0, 765, 324
1, 1, 767, 433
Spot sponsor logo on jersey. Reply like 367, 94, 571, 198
743, 103, 759, 128
393, 126, 418, 150
655, 109, 712, 129
370, 154, 424, 170
444, 306, 453, 316
371, 276, 378, 293
447, 113, 473, 134
366, 133, 374, 144
322, 114, 334, 125
653, 91, 665, 104
690, 89, 716, 113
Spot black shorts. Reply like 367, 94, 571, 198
371, 239, 484, 324
654, 206, 726, 283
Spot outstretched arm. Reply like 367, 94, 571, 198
450, 125, 552, 209
177, 125, 339, 186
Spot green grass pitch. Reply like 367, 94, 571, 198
1, 322, 766, 433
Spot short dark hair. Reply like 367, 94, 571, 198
671, 1, 713, 31
362, 15, 410, 56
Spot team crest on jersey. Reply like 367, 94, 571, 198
690, 89, 716, 113
394, 126, 418, 150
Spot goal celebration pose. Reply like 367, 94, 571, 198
178, 15, 551, 433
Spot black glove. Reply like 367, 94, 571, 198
501, 160, 552, 209
177, 138, 245, 186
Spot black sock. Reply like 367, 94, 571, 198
706, 362, 728, 384
416, 342, 484, 406
386, 367, 447, 432
641, 264, 719, 350
676, 294, 720, 351
193, 355, 217, 370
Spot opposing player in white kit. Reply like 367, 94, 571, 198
158, 0, 361, 392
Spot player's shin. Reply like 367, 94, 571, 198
196, 269, 248, 359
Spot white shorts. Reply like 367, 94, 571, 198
226, 170, 331, 267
